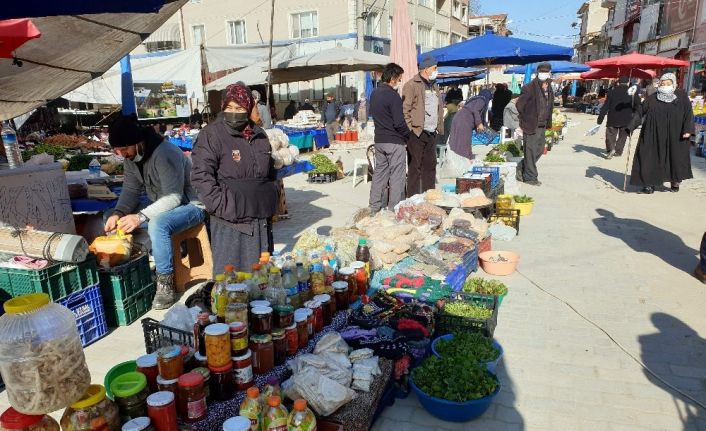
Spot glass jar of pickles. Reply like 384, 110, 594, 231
177, 373, 207, 423
205, 323, 231, 368
0, 407, 60, 431
225, 303, 248, 326
294, 309, 309, 348
232, 350, 254, 391
60, 385, 120, 431
285, 324, 298, 356
305, 301, 323, 333
156, 346, 183, 380
338, 267, 357, 303
226, 284, 249, 305
156, 376, 178, 396
110, 372, 149, 423
313, 295, 332, 326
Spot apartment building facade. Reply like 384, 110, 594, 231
574, 0, 610, 63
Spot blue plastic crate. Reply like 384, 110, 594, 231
57, 284, 108, 347
312, 129, 330, 148
471, 166, 500, 189
444, 245, 478, 291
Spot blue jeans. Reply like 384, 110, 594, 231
148, 204, 206, 274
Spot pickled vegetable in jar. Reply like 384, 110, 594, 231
60, 384, 120, 431
212, 274, 228, 322
0, 407, 59, 431
208, 363, 234, 401
205, 323, 231, 368
121, 417, 154, 431
176, 373, 207, 423
232, 350, 254, 391
227, 283, 249, 305
146, 391, 177, 431
0, 293, 90, 415
351, 262, 368, 296
110, 372, 149, 422
271, 329, 287, 366
136, 354, 158, 394
225, 303, 248, 326
249, 334, 274, 375
229, 322, 248, 357
156, 346, 183, 380
309, 264, 326, 295
250, 306, 273, 335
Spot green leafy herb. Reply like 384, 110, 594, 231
22, 144, 67, 161
67, 153, 93, 171
436, 332, 500, 363
496, 141, 522, 157
483, 153, 505, 163
512, 194, 534, 203
309, 154, 338, 174
443, 301, 492, 319
463, 278, 508, 296
412, 355, 497, 402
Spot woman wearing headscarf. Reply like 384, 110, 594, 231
191, 82, 279, 273
629, 73, 695, 194
440, 89, 493, 178
490, 83, 512, 131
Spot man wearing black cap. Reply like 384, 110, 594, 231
597, 76, 636, 159
402, 55, 444, 196
516, 62, 554, 186
105, 116, 205, 310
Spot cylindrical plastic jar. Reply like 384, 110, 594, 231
305, 301, 323, 333
232, 350, 254, 390
228, 322, 248, 357
0, 293, 91, 414
250, 306, 273, 335
205, 323, 231, 368
111, 372, 149, 422
294, 310, 309, 348
155, 376, 178, 398
249, 334, 274, 375
121, 417, 154, 431
338, 267, 357, 303
314, 294, 332, 326
271, 328, 287, 366
60, 385, 120, 431
156, 346, 183, 380
285, 323, 298, 356
176, 373, 207, 423
208, 363, 234, 401
222, 416, 251, 431
190, 368, 211, 403
0, 407, 59, 431
146, 391, 177, 431
332, 281, 350, 310
136, 354, 159, 394
225, 303, 248, 326
272, 305, 294, 329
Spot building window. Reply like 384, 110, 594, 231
366, 12, 380, 36
417, 24, 432, 49
291, 11, 318, 39
227, 20, 247, 45
192, 24, 205, 46
452, 0, 465, 20
418, 0, 431, 8
450, 33, 462, 44
144, 40, 182, 53
436, 30, 449, 48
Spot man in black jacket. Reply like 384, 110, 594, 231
598, 76, 635, 159
516, 62, 554, 186
368, 63, 411, 213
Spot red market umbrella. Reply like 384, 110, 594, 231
390, 0, 418, 87
580, 67, 655, 80
0, 19, 41, 58
585, 52, 688, 69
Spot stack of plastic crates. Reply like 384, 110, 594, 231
99, 253, 155, 326
471, 166, 500, 189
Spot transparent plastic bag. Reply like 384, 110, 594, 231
290, 368, 355, 416
313, 333, 349, 355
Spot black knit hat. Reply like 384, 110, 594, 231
108, 115, 143, 148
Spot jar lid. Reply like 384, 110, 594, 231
122, 417, 152, 431
332, 281, 348, 291
273, 304, 294, 313
208, 362, 233, 373
351, 261, 365, 269
192, 367, 211, 380
250, 334, 272, 343
215, 274, 226, 281
194, 352, 207, 362
314, 294, 331, 302
233, 349, 252, 361
0, 407, 43, 429
178, 372, 204, 388
223, 416, 252, 431
136, 353, 157, 368
250, 300, 270, 308
294, 310, 308, 322
304, 300, 321, 309
3, 293, 49, 314
229, 322, 246, 332
146, 391, 175, 407
205, 323, 230, 336
111, 372, 147, 399
271, 328, 285, 338
285, 323, 296, 330
157, 345, 181, 359
72, 384, 107, 409
156, 375, 178, 385
338, 267, 354, 275
251, 306, 273, 315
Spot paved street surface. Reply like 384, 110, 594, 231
3, 111, 706, 430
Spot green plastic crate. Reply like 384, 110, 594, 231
98, 254, 152, 303
105, 283, 156, 327
0, 259, 99, 301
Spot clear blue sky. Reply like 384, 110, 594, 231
479, 0, 586, 47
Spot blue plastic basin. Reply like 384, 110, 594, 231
410, 374, 500, 422
431, 334, 504, 374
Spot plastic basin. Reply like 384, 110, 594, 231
431, 334, 504, 374
104, 360, 136, 400
409, 374, 499, 422
514, 201, 534, 216
478, 251, 519, 276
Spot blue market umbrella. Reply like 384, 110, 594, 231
436, 73, 486, 86
504, 60, 590, 75
0, 1, 167, 19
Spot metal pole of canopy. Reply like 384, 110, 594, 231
265, 0, 276, 109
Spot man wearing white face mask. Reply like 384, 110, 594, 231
402, 55, 444, 196
516, 62, 554, 186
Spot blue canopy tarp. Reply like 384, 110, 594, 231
0, 1, 166, 19
504, 60, 590, 74
421, 33, 573, 67
437, 73, 486, 86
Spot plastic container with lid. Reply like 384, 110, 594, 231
0, 407, 59, 431
271, 328, 287, 366
191, 367, 211, 402
208, 363, 234, 401
146, 391, 177, 431
294, 310, 309, 348
249, 334, 274, 375
332, 281, 349, 311
222, 416, 251, 431
136, 354, 159, 394
229, 322, 248, 357
205, 323, 231, 368
0, 293, 91, 414
60, 384, 120, 431
111, 372, 149, 422
250, 306, 273, 335
176, 373, 207, 422
232, 350, 254, 390
121, 417, 154, 431
156, 346, 183, 380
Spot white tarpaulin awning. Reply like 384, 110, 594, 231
203, 44, 296, 73
272, 47, 390, 82
144, 22, 181, 44
205, 49, 299, 91
0, 0, 187, 120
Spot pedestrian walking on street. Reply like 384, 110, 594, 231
628, 73, 695, 194
321, 93, 342, 147
597, 76, 636, 159
368, 63, 410, 213
402, 55, 444, 196
516, 62, 554, 186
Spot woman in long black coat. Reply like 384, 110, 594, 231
629, 73, 695, 194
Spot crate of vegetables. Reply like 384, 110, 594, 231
462, 277, 508, 307
307, 154, 338, 183
435, 292, 498, 337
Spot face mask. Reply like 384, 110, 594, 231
223, 111, 249, 131
658, 85, 675, 95
429, 70, 438, 81
131, 143, 144, 163
537, 72, 551, 81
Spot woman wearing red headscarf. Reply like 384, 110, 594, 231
191, 82, 279, 273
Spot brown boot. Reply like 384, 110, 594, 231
694, 266, 706, 284
153, 273, 176, 310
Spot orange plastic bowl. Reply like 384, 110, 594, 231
478, 251, 519, 276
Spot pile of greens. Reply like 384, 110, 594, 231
496, 141, 523, 157
513, 195, 534, 203
443, 301, 492, 319
67, 153, 94, 171
22, 144, 67, 162
435, 332, 500, 363
463, 278, 508, 296
309, 154, 337, 174
412, 355, 497, 402
483, 153, 505, 163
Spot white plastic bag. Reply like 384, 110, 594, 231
349, 348, 374, 362
291, 368, 356, 416
314, 333, 349, 355
161, 304, 197, 332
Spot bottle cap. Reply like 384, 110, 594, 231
224, 264, 235, 273
246, 386, 260, 399
359, 238, 367, 245
294, 399, 308, 411
267, 396, 281, 407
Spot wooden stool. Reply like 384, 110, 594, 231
171, 223, 213, 293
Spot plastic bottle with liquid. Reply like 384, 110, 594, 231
295, 262, 311, 302
251, 263, 267, 299
271, 250, 282, 269
263, 396, 288, 431
295, 250, 308, 269
224, 264, 237, 284
193, 312, 211, 356
260, 376, 281, 408
1, 122, 22, 169
287, 399, 317, 431
282, 255, 295, 272
266, 267, 286, 306
281, 268, 300, 308
355, 239, 371, 276
310, 263, 325, 296
212, 274, 228, 322
88, 157, 101, 178
239, 386, 262, 431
